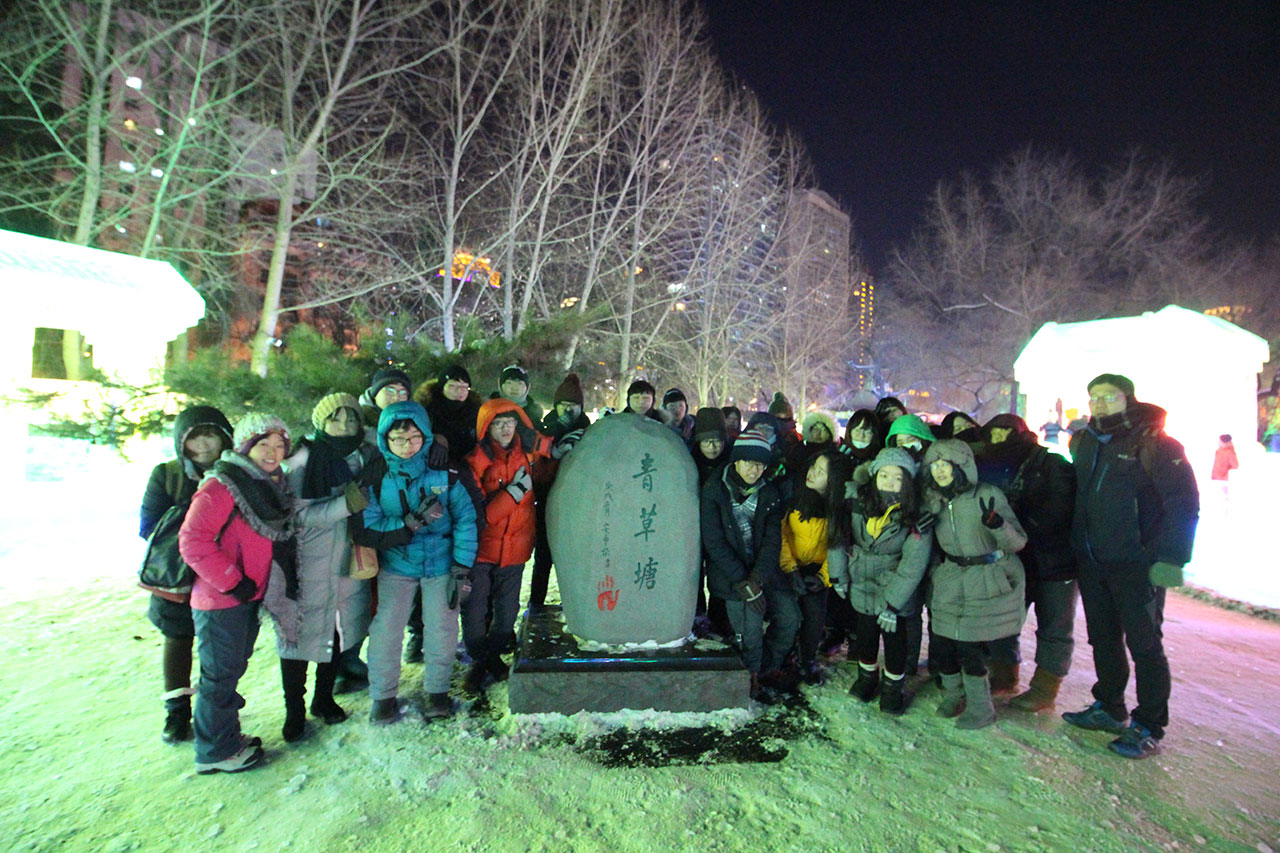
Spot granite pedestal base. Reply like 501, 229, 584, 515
507, 606, 751, 714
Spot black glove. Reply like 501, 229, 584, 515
802, 574, 826, 594
229, 575, 258, 604
427, 441, 449, 470
978, 496, 1004, 529
552, 428, 585, 460
914, 510, 936, 534
515, 422, 537, 450
446, 564, 472, 610
797, 562, 821, 576
734, 578, 766, 614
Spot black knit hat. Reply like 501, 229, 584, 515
370, 367, 412, 399
730, 426, 773, 463
439, 364, 472, 387
692, 407, 727, 443
767, 391, 793, 419
500, 364, 529, 386
1087, 373, 1136, 399
626, 379, 656, 399
662, 387, 687, 406
553, 373, 585, 406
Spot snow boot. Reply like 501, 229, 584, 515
404, 631, 424, 664
879, 674, 908, 716
309, 660, 348, 725
196, 743, 264, 775
423, 692, 454, 719
369, 697, 400, 725
1010, 667, 1063, 712
161, 688, 194, 744
486, 654, 510, 682
935, 672, 965, 718
849, 666, 880, 702
461, 662, 487, 697
955, 672, 996, 729
280, 658, 309, 742
333, 646, 369, 695
801, 660, 826, 686
988, 661, 1019, 696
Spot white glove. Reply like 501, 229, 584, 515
505, 466, 533, 502
876, 608, 898, 634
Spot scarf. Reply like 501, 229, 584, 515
865, 503, 900, 539
209, 453, 299, 599
301, 432, 364, 499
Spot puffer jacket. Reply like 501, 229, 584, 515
779, 510, 831, 586
467, 398, 554, 567
923, 439, 1029, 642
1069, 402, 1199, 568
700, 467, 785, 599
355, 402, 479, 579
267, 440, 377, 661
828, 501, 931, 616
414, 380, 483, 466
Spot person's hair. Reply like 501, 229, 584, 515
720, 405, 742, 421
857, 464, 920, 526
843, 409, 881, 442
1220, 433, 1232, 443
387, 418, 421, 434
924, 461, 970, 499
800, 450, 854, 545
186, 424, 230, 450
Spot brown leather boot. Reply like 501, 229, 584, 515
1009, 667, 1063, 712
988, 661, 1020, 696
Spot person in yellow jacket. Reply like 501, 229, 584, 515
781, 450, 854, 685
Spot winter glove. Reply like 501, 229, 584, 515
733, 578, 766, 614
802, 574, 826, 594
914, 510, 937, 535
788, 570, 808, 597
797, 561, 821, 576
551, 428, 585, 460
505, 466, 533, 503
403, 512, 424, 533
343, 482, 369, 515
978, 496, 1004, 529
427, 440, 450, 470
229, 575, 258, 604
833, 580, 850, 600
876, 607, 898, 634
1148, 561, 1184, 587
413, 496, 444, 527
446, 564, 472, 610
515, 421, 537, 450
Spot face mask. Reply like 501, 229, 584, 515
901, 439, 922, 452
851, 438, 871, 449
877, 488, 902, 505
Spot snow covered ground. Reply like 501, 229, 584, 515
1, 438, 1278, 851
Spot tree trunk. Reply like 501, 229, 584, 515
249, 178, 298, 376
71, 0, 114, 247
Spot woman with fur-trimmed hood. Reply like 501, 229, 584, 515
921, 439, 1028, 730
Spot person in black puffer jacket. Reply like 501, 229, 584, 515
975, 414, 1077, 709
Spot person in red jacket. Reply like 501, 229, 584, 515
462, 399, 580, 692
179, 412, 295, 775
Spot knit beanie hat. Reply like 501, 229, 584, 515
868, 446, 919, 480
234, 411, 291, 457
730, 426, 773, 464
439, 364, 472, 387
1087, 372, 1136, 399
884, 413, 934, 447
692, 407, 727, 443
626, 379, 656, 399
500, 364, 529, 386
767, 391, 793, 419
662, 387, 687, 406
553, 372, 585, 406
369, 367, 412, 399
311, 392, 360, 432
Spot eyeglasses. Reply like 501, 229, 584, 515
1089, 393, 1121, 404
444, 379, 470, 388
388, 435, 423, 448
380, 387, 409, 400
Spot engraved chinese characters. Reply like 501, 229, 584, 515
547, 412, 700, 643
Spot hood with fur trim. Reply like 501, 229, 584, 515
802, 410, 838, 444
475, 396, 535, 443
922, 438, 978, 485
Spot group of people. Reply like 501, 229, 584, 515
139, 364, 1197, 775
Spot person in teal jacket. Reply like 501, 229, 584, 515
355, 401, 478, 723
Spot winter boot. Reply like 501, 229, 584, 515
935, 672, 965, 718
280, 658, 309, 742
161, 688, 194, 744
1010, 667, 1063, 712
879, 673, 908, 716
404, 631, 424, 664
955, 672, 996, 729
423, 692, 454, 719
988, 661, 1020, 696
461, 662, 487, 696
333, 646, 369, 695
801, 660, 826, 686
849, 666, 880, 702
486, 654, 510, 683
195, 743, 264, 775
369, 697, 400, 725
309, 660, 348, 725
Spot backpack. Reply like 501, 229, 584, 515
138, 501, 235, 603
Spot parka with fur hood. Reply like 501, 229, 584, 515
466, 398, 554, 567
923, 439, 1029, 643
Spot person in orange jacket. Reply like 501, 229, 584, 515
462, 398, 582, 692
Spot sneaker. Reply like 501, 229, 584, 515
1108, 723, 1161, 759
1062, 701, 1127, 734
196, 744, 264, 775
241, 734, 263, 750
423, 692, 454, 719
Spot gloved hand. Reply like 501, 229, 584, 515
978, 496, 1004, 529
733, 577, 766, 614
914, 510, 937, 535
515, 421, 537, 450
797, 562, 821, 576
413, 497, 444, 526
788, 571, 808, 596
505, 466, 533, 503
427, 438, 449, 470
833, 580, 850, 600
802, 574, 826, 594
1148, 561, 1184, 587
876, 607, 898, 634
229, 575, 258, 604
552, 428, 585, 460
403, 512, 423, 533
446, 564, 472, 610
344, 481, 369, 514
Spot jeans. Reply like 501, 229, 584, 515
462, 562, 523, 662
368, 573, 458, 697
989, 578, 1079, 677
192, 603, 260, 764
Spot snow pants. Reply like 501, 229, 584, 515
192, 602, 260, 764
852, 608, 908, 675
929, 634, 987, 677
462, 562, 523, 663
1077, 560, 1169, 738
369, 573, 457, 698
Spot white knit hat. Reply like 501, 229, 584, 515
234, 412, 291, 457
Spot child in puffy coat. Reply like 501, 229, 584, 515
356, 402, 479, 723
921, 439, 1028, 729
462, 398, 579, 693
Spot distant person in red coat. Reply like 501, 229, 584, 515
1212, 433, 1239, 498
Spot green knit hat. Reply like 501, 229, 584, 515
884, 413, 934, 447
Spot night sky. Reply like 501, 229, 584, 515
702, 1, 1280, 270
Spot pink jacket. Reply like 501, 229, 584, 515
179, 477, 274, 611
